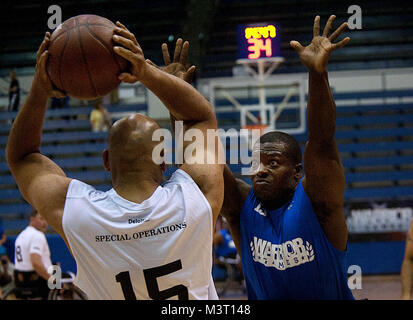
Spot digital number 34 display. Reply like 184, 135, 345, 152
237, 23, 282, 60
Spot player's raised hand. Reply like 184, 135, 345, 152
113, 21, 146, 83
33, 32, 66, 98
290, 15, 350, 74
160, 38, 196, 84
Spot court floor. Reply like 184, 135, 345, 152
217, 274, 404, 300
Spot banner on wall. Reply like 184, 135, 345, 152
344, 200, 413, 234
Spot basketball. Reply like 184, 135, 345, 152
46, 14, 128, 100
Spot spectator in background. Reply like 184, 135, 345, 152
401, 220, 413, 299
90, 99, 112, 132
0, 225, 6, 257
0, 225, 12, 289
13, 210, 52, 299
8, 70, 20, 112
213, 217, 238, 261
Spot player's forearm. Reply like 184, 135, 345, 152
31, 254, 51, 281
140, 65, 216, 126
33, 262, 50, 281
307, 71, 336, 145
6, 83, 48, 165
401, 259, 413, 299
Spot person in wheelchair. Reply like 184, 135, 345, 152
0, 226, 12, 290
13, 210, 52, 299
213, 218, 243, 281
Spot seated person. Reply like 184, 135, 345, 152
13, 210, 52, 299
213, 218, 243, 283
214, 219, 238, 260
0, 226, 12, 287
90, 99, 112, 132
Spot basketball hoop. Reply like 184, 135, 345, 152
242, 124, 269, 135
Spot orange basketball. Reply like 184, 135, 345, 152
47, 14, 128, 100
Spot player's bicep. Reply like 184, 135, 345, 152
181, 162, 224, 221
303, 140, 345, 206
9, 153, 72, 234
179, 120, 224, 219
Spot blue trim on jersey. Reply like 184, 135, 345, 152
240, 180, 354, 300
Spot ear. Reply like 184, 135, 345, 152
102, 149, 110, 172
160, 162, 166, 173
159, 148, 166, 173
295, 163, 303, 181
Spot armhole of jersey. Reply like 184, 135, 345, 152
298, 180, 348, 256
61, 179, 80, 252
175, 169, 213, 218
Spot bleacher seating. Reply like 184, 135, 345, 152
0, 100, 149, 232
203, 0, 413, 77
1, 88, 413, 232
0, 0, 189, 76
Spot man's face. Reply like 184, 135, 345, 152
31, 213, 48, 233
251, 141, 301, 202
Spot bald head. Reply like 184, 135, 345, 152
104, 113, 164, 175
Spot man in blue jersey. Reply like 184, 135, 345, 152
220, 15, 355, 299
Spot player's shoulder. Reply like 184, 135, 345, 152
66, 179, 101, 199
165, 168, 197, 186
21, 226, 45, 242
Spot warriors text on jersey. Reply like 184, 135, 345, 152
62, 169, 217, 300
240, 180, 354, 300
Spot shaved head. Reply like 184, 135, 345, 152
103, 113, 165, 180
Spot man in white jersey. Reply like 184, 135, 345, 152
14, 210, 52, 299
6, 22, 224, 300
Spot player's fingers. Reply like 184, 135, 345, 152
322, 15, 336, 37
114, 26, 139, 46
114, 46, 142, 65
162, 43, 171, 65
173, 38, 183, 62
36, 33, 50, 62
313, 15, 320, 37
183, 65, 196, 83
180, 41, 189, 65
37, 50, 48, 71
331, 37, 350, 50
118, 72, 137, 83
113, 35, 140, 54
329, 22, 348, 41
290, 40, 304, 53
115, 21, 129, 32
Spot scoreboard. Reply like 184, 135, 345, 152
237, 23, 282, 60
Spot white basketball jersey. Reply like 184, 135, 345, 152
62, 169, 218, 300
14, 226, 52, 272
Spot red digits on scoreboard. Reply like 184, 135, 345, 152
247, 38, 272, 59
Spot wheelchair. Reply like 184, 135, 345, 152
2, 271, 87, 300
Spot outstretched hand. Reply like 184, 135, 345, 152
113, 21, 147, 83
290, 15, 350, 74
33, 32, 65, 98
156, 38, 196, 84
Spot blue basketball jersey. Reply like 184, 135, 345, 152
240, 180, 354, 300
